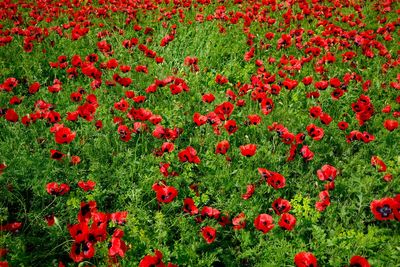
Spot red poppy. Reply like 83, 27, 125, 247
0, 163, 6, 175
254, 214, 274, 234
266, 172, 286, 189
272, 198, 291, 215
349, 255, 370, 267
178, 146, 200, 164
50, 149, 65, 160
282, 78, 298, 90
294, 252, 318, 267
70, 156, 81, 165
371, 156, 387, 172
193, 112, 207, 126
240, 144, 257, 157
300, 145, 314, 161
242, 184, 255, 200
139, 250, 164, 267
28, 82, 40, 94
215, 101, 234, 120
383, 119, 398, 131
278, 213, 296, 231
383, 174, 393, 182
316, 165, 337, 181
306, 124, 324, 141
338, 121, 349, 130
201, 206, 221, 220
232, 213, 246, 230
77, 201, 97, 223
110, 211, 128, 225
201, 226, 216, 244
4, 109, 18, 122
216, 140, 230, 155
370, 198, 396, 221
46, 182, 70, 196
152, 182, 178, 203
183, 198, 198, 215
247, 114, 262, 125
53, 125, 76, 144
202, 93, 215, 103
68, 222, 89, 243
319, 113, 332, 125
108, 229, 127, 258
70, 241, 95, 263
302, 76, 313, 85
0, 222, 22, 233
77, 180, 96, 191
117, 125, 131, 142
224, 120, 238, 135
314, 80, 329, 90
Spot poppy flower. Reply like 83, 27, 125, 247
108, 229, 127, 258
152, 182, 178, 203
316, 165, 337, 181
183, 198, 198, 215
77, 201, 97, 223
383, 120, 398, 131
50, 149, 65, 160
4, 109, 18, 122
349, 255, 370, 267
201, 206, 220, 220
272, 198, 291, 215
53, 125, 76, 144
70, 241, 95, 263
370, 198, 396, 220
338, 121, 349, 130
215, 101, 234, 120
0, 222, 22, 233
314, 81, 329, 90
201, 226, 216, 244
28, 82, 40, 94
0, 163, 6, 175
70, 156, 81, 165
110, 211, 128, 225
216, 140, 230, 155
294, 252, 318, 267
383, 174, 393, 182
139, 250, 164, 267
68, 222, 89, 243
224, 120, 238, 135
278, 213, 296, 231
254, 214, 274, 234
242, 184, 255, 200
310, 106, 322, 118
371, 156, 387, 172
193, 112, 207, 126
77, 180, 96, 191
300, 145, 314, 161
232, 213, 246, 230
46, 182, 70, 196
245, 115, 261, 126
267, 172, 286, 189
202, 93, 215, 103
302, 76, 313, 85
261, 97, 274, 115
306, 124, 324, 141
117, 125, 131, 142
282, 78, 298, 90
319, 113, 332, 125
178, 146, 200, 164
240, 144, 257, 157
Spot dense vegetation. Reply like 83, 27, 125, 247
0, 0, 399, 266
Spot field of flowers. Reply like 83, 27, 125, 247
0, 0, 399, 266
